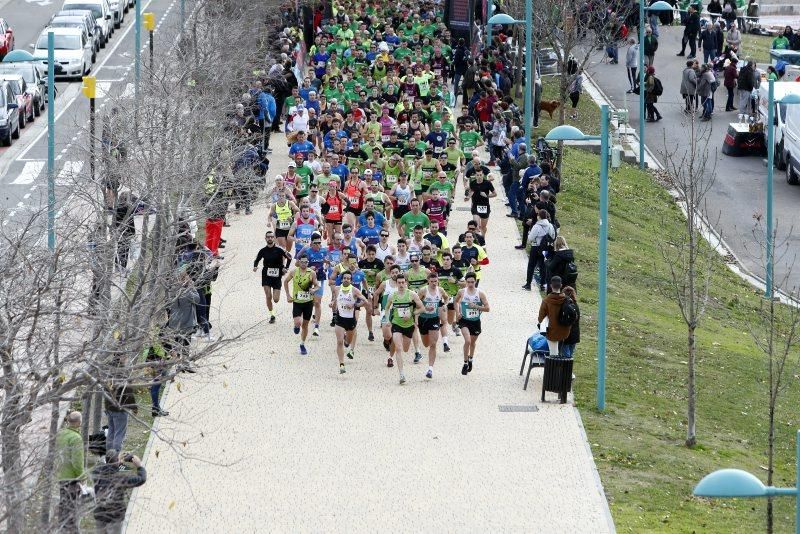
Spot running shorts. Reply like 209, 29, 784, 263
335, 316, 357, 331
457, 318, 482, 337
418, 316, 441, 335
292, 300, 314, 320
391, 323, 416, 339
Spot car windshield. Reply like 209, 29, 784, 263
36, 34, 81, 50
4, 80, 21, 94
50, 21, 83, 30
63, 4, 101, 18
0, 66, 33, 84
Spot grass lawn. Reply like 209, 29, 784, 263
533, 75, 602, 137
741, 33, 775, 65
558, 148, 800, 532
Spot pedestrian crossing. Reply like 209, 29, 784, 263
92, 81, 134, 100
10, 160, 85, 186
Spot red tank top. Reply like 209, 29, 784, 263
325, 193, 343, 221
345, 180, 363, 210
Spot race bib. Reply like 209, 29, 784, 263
434, 68, 442, 76
348, 195, 360, 204
398, 196, 408, 205
267, 268, 280, 277
397, 307, 411, 318
465, 308, 479, 319
278, 219, 291, 229
329, 205, 339, 213
296, 291, 311, 301
381, 135, 390, 142
476, 205, 488, 214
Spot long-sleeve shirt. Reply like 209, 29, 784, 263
56, 427, 85, 482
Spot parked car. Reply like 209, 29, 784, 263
108, 0, 124, 28
61, 0, 112, 47
0, 74, 34, 129
32, 27, 92, 80
54, 10, 101, 54
0, 63, 46, 115
0, 19, 14, 60
50, 15, 98, 61
0, 81, 20, 146
784, 105, 800, 185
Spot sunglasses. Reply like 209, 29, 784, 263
344, 228, 352, 232
311, 241, 321, 245
380, 233, 390, 237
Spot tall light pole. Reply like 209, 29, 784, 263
135, 0, 142, 103
638, 1, 673, 169
764, 81, 800, 298
487, 13, 532, 137
545, 105, 611, 410
47, 31, 55, 252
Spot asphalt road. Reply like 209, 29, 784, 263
0, 0, 185, 226
586, 25, 800, 292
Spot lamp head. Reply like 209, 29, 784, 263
647, 1, 674, 11
487, 14, 520, 25
693, 469, 768, 498
545, 124, 587, 141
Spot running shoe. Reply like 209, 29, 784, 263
346, 349, 354, 360
269, 316, 276, 324
339, 364, 346, 374
461, 362, 469, 375
467, 359, 473, 372
399, 373, 406, 384
313, 326, 320, 337
413, 352, 422, 364
329, 318, 336, 327
425, 369, 433, 379
453, 327, 461, 337
443, 343, 450, 352
293, 326, 300, 335
300, 344, 308, 356
383, 339, 391, 351
368, 331, 375, 341
387, 357, 394, 367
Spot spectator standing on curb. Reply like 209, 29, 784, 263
645, 66, 663, 122
677, 6, 700, 59
697, 63, 716, 121
561, 286, 581, 357
145, 338, 169, 417
568, 69, 584, 119
105, 377, 137, 453
91, 450, 147, 533
546, 236, 577, 289
537, 276, 572, 356
737, 59, 756, 115
643, 26, 658, 66
56, 411, 86, 533
699, 21, 718, 64
626, 38, 639, 93
167, 270, 201, 364
724, 58, 739, 111
523, 210, 555, 291
680, 60, 698, 113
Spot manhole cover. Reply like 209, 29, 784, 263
498, 405, 539, 412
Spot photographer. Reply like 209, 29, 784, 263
91, 450, 147, 533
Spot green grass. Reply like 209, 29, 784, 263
741, 33, 774, 65
559, 148, 800, 532
534, 76, 602, 137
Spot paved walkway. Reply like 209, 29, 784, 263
124, 136, 614, 532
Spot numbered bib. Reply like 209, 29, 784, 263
398, 196, 408, 206
329, 205, 339, 213
476, 205, 488, 214
278, 219, 291, 230
296, 291, 311, 301
397, 307, 411, 318
267, 268, 280, 277
348, 195, 360, 205
465, 308, 480, 319
381, 135, 390, 142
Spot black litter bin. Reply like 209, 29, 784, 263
541, 356, 574, 404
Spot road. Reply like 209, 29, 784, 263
0, 0, 186, 227
585, 25, 800, 291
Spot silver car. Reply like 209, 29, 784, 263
33, 27, 92, 80
0, 63, 46, 115
0, 81, 20, 146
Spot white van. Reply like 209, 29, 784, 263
61, 0, 112, 47
758, 82, 800, 172
783, 104, 800, 185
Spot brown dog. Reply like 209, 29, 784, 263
539, 100, 561, 119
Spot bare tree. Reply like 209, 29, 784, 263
657, 114, 718, 448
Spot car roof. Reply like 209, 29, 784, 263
57, 9, 93, 16
52, 15, 88, 22
39, 26, 84, 36
0, 74, 24, 81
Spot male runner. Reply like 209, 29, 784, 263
297, 233, 329, 337
454, 272, 491, 375
417, 271, 449, 378
253, 230, 292, 323
437, 251, 464, 351
373, 262, 399, 367
331, 271, 369, 373
385, 273, 425, 384
358, 245, 384, 341
283, 254, 320, 355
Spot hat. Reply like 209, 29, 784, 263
363, 169, 373, 175
328, 179, 338, 186
288, 161, 297, 167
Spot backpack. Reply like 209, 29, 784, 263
539, 228, 555, 251
558, 296, 578, 327
563, 261, 578, 284
652, 76, 664, 96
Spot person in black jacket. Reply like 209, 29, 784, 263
91, 450, 147, 532
561, 286, 580, 357
677, 6, 700, 58
105, 381, 137, 454
546, 236, 577, 290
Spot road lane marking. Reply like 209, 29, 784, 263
120, 83, 135, 99
57, 160, 84, 186
96, 81, 112, 99
11, 161, 45, 185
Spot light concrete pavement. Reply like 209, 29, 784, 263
124, 137, 614, 532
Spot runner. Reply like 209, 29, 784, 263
358, 245, 384, 342
421, 187, 449, 233
423, 220, 450, 262
417, 271, 449, 378
355, 212, 382, 247
340, 223, 366, 258
373, 261, 399, 367
388, 173, 414, 235
330, 270, 369, 374
406, 253, 430, 364
305, 185, 323, 216
469, 167, 497, 236
398, 198, 431, 238
296, 233, 329, 337
437, 251, 464, 351
269, 190, 298, 250
252, 230, 292, 323
283, 254, 320, 356
454, 272, 491, 375
374, 228, 396, 263
322, 180, 345, 241
343, 172, 368, 228
384, 273, 425, 384
459, 231, 489, 285
394, 238, 411, 272
288, 204, 321, 255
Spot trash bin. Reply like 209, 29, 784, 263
541, 356, 574, 404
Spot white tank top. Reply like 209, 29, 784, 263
336, 285, 357, 318
375, 242, 392, 262
307, 195, 322, 215
394, 184, 412, 206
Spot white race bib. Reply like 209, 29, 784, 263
398, 196, 408, 206
476, 205, 488, 214
397, 307, 411, 318
329, 205, 339, 213
267, 267, 280, 277
278, 219, 291, 229
296, 291, 311, 301
465, 308, 480, 319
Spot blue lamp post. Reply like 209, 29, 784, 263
47, 31, 55, 252
637, 0, 673, 169
545, 105, 610, 410
765, 82, 800, 298
694, 430, 800, 532
487, 11, 534, 139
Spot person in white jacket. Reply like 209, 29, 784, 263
626, 38, 640, 94
523, 210, 556, 291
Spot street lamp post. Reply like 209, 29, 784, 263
545, 105, 610, 410
694, 430, 800, 533
487, 13, 533, 137
637, 1, 673, 169
47, 31, 55, 252
82, 76, 97, 183
764, 81, 800, 298
143, 13, 155, 83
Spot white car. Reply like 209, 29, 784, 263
33, 27, 92, 80
108, 0, 124, 29
62, 0, 113, 47
0, 63, 46, 115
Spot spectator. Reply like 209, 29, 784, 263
772, 29, 790, 51
697, 63, 716, 121
707, 0, 723, 23
625, 38, 639, 94
699, 21, 719, 63
568, 68, 584, 119
725, 22, 741, 52
105, 378, 137, 454
546, 236, 577, 289
56, 411, 86, 533
680, 60, 698, 113
91, 450, 147, 533
677, 6, 700, 59
166, 269, 201, 366
561, 286, 581, 357
645, 66, 663, 122
723, 58, 739, 111
643, 26, 658, 66
737, 59, 756, 114
523, 209, 555, 291
537, 276, 572, 356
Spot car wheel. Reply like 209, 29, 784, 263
33, 100, 41, 117
3, 130, 10, 146
776, 140, 787, 171
788, 156, 799, 185
19, 112, 25, 129
92, 52, 97, 63
11, 122, 19, 139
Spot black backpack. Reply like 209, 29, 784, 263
563, 261, 578, 284
652, 76, 664, 96
558, 296, 578, 327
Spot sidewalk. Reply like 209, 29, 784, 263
124, 136, 614, 532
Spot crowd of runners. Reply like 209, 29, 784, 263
248, 0, 507, 383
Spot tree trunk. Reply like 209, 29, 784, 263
685, 324, 696, 446
37, 399, 62, 530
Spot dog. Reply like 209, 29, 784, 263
539, 100, 561, 119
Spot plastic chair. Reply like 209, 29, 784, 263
520, 339, 548, 390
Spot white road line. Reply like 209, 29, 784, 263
23, 193, 31, 199
96, 81, 112, 99
120, 82, 135, 99
57, 160, 84, 186
11, 161, 45, 185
